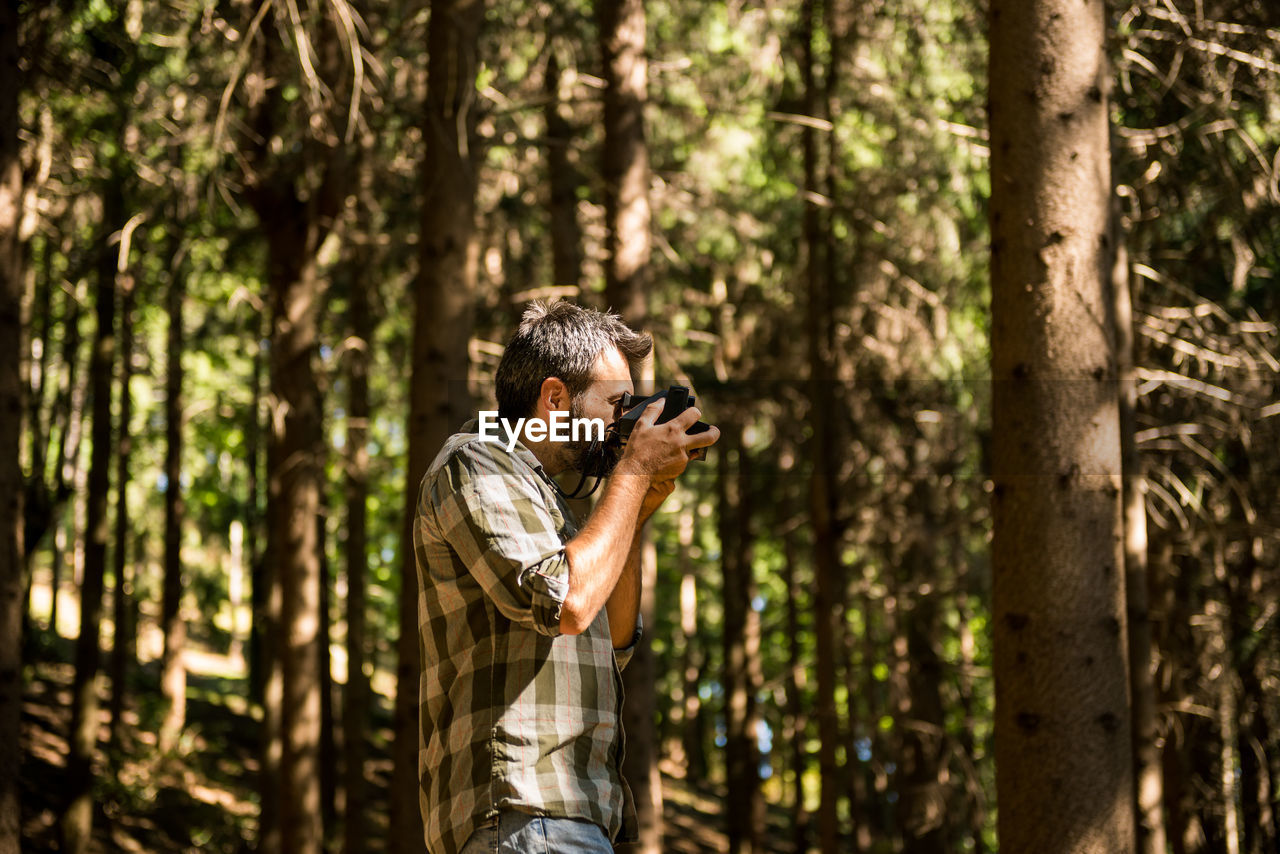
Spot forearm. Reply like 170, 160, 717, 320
560, 470, 648, 635
605, 525, 644, 648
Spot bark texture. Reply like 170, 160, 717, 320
264, 211, 326, 854
243, 6, 348, 849
257, 206, 326, 854
988, 0, 1135, 851
394, 2, 482, 851
598, 0, 650, 322
600, 1, 663, 843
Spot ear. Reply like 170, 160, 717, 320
539, 376, 570, 413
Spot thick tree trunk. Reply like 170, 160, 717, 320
343, 268, 373, 854
394, 3, 482, 852
0, 0, 25, 847
242, 6, 350, 847
598, 0, 660, 840
108, 268, 136, 747
62, 173, 121, 854
598, 0, 650, 322
720, 423, 764, 854
265, 215, 325, 854
988, 0, 1135, 850
159, 244, 186, 756
599, 1, 660, 834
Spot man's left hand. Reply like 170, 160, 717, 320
638, 478, 675, 526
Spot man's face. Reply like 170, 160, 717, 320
576, 345, 635, 424
562, 346, 634, 475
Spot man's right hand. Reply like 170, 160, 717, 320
615, 399, 720, 482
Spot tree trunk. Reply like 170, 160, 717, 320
62, 172, 121, 854
108, 265, 136, 748
598, 0, 660, 839
988, 0, 1135, 850
248, 308, 265, 704
395, 3, 482, 852
782, 529, 810, 854
598, 0, 650, 322
624, 537, 665, 853
23, 237, 51, 621
544, 51, 583, 293
1218, 665, 1241, 854
677, 510, 707, 782
841, 585, 871, 854
954, 588, 986, 854
343, 266, 373, 854
895, 476, 947, 854
802, 0, 842, 849
0, 0, 25, 846
1113, 204, 1166, 854
49, 276, 87, 638
318, 497, 337, 837
265, 212, 325, 854
599, 0, 660, 834
159, 238, 186, 756
720, 423, 764, 854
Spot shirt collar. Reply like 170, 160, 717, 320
459, 416, 549, 480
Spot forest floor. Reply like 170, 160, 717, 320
19, 622, 802, 854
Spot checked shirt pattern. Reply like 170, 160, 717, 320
414, 421, 641, 854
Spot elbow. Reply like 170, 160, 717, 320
557, 596, 593, 636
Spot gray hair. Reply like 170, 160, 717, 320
495, 301, 652, 420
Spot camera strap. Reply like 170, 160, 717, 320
554, 437, 610, 500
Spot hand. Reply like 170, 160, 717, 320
615, 399, 721, 482
638, 478, 676, 526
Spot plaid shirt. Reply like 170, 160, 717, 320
414, 420, 641, 854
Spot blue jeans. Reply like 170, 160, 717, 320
459, 811, 614, 854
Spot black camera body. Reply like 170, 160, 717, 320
561, 384, 712, 498
611, 385, 711, 453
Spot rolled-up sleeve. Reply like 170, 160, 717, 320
431, 441, 569, 637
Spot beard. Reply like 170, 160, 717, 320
563, 397, 621, 478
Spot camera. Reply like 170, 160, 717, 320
610, 385, 712, 455
561, 384, 712, 499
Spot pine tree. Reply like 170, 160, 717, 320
988, 0, 1136, 849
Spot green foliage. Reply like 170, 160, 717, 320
15, 0, 1280, 850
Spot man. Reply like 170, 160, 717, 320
414, 301, 720, 854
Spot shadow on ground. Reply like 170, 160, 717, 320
21, 625, 795, 853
